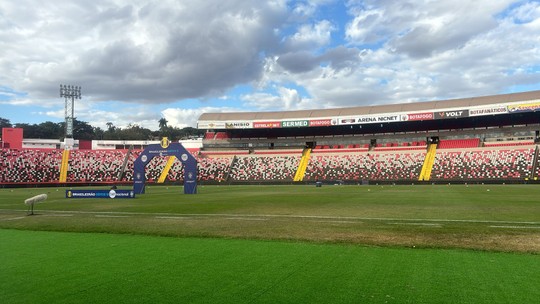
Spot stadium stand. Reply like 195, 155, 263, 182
66, 150, 128, 182
228, 155, 300, 181
3, 90, 540, 185
438, 138, 480, 149
304, 151, 425, 181
430, 147, 535, 180
0, 149, 62, 183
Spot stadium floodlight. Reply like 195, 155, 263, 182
60, 84, 82, 139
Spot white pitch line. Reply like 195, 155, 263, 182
490, 225, 540, 229
1, 209, 539, 226
43, 214, 73, 217
0, 216, 26, 221
388, 222, 442, 227
225, 217, 267, 221
155, 216, 194, 220
315, 220, 360, 224
95, 215, 131, 218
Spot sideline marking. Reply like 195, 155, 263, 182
225, 217, 267, 221
0, 216, 26, 221
155, 216, 195, 220
95, 215, 131, 218
315, 220, 360, 224
490, 225, 540, 229
389, 222, 442, 227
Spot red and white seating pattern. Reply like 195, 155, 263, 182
67, 150, 128, 182
1, 145, 538, 183
0, 149, 62, 183
430, 148, 534, 180
228, 155, 300, 181
304, 152, 425, 181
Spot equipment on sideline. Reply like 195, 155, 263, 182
24, 194, 47, 215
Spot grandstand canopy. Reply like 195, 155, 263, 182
197, 91, 540, 141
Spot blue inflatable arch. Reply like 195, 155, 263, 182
133, 142, 197, 194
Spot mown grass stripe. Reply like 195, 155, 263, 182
2, 229, 540, 304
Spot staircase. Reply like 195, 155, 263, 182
293, 148, 312, 182
418, 144, 437, 181
59, 149, 70, 183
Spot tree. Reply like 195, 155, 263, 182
93, 126, 105, 140
158, 118, 168, 131
73, 119, 96, 140
0, 117, 12, 129
106, 122, 116, 132
38, 121, 63, 139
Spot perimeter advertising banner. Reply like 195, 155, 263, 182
198, 99, 540, 130
400, 112, 434, 121
66, 189, 135, 199
435, 110, 469, 119
507, 102, 540, 113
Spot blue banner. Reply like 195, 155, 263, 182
66, 189, 135, 199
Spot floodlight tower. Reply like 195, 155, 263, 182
60, 84, 81, 149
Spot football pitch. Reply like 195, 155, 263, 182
1, 184, 540, 303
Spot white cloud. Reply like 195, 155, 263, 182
0, 0, 288, 104
1, 0, 540, 130
162, 107, 245, 129
287, 20, 336, 49
241, 86, 314, 110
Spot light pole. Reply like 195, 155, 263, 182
60, 84, 81, 149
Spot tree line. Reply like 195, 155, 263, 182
0, 117, 204, 141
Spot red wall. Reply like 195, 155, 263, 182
2, 128, 23, 149
78, 140, 92, 150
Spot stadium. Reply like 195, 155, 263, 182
2, 90, 540, 303
2, 90, 540, 186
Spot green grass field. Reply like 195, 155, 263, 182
1, 184, 540, 303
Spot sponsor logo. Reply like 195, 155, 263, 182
340, 118, 356, 124
253, 121, 281, 128
282, 120, 309, 128
403, 112, 434, 121
65, 190, 135, 199
435, 110, 469, 119
357, 115, 399, 124
508, 102, 540, 113
309, 119, 332, 127
225, 122, 251, 129
469, 107, 507, 116
160, 137, 170, 149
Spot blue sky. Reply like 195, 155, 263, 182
1, 0, 539, 130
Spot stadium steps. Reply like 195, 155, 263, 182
59, 149, 70, 183
532, 145, 539, 180
117, 145, 133, 181
293, 148, 312, 182
418, 144, 437, 181
224, 156, 237, 182
157, 156, 176, 183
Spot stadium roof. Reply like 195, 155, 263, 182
199, 90, 540, 123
